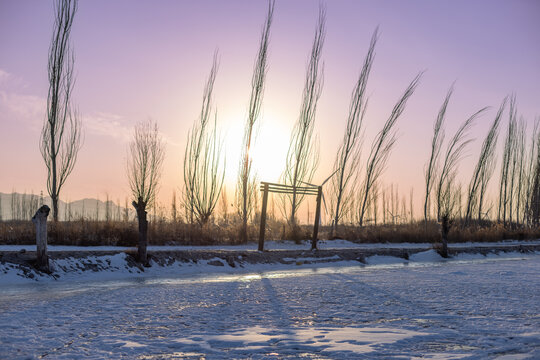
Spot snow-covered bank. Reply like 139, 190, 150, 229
1, 242, 539, 284
1, 238, 539, 252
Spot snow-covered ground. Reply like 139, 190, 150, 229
1, 239, 539, 252
1, 253, 539, 359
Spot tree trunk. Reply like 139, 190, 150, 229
52, 193, 59, 222
133, 200, 149, 265
311, 186, 322, 250
240, 159, 249, 244
32, 205, 50, 271
332, 189, 343, 238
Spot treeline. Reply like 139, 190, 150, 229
423, 94, 540, 230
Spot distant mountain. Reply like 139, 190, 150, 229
0, 192, 135, 221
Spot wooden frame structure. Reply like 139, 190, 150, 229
258, 182, 322, 251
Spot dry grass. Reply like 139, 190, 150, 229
326, 220, 540, 244
1, 218, 539, 247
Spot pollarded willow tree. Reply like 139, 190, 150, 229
281, 5, 325, 229
236, 0, 274, 243
40, 0, 82, 222
127, 120, 165, 264
183, 53, 225, 226
357, 72, 423, 226
329, 28, 378, 233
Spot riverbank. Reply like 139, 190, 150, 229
1, 240, 539, 284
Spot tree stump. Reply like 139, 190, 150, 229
32, 205, 50, 271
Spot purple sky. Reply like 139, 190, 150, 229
1, 0, 539, 219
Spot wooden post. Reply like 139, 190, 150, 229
312, 186, 322, 250
32, 205, 50, 271
258, 183, 269, 251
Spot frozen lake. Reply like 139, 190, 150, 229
1, 256, 539, 359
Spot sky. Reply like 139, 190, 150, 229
1, 0, 539, 221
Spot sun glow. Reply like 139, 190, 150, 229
223, 116, 290, 187
250, 121, 290, 183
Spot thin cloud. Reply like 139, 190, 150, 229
0, 68, 46, 131
0, 91, 46, 130
84, 112, 133, 142
0, 69, 10, 84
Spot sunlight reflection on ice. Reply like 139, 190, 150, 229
172, 325, 429, 355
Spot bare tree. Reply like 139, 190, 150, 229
10, 191, 18, 220
329, 28, 378, 234
357, 73, 423, 226
498, 96, 517, 225
409, 188, 414, 223
523, 119, 539, 226
236, 0, 274, 243
513, 118, 527, 225
171, 190, 178, 222
183, 53, 225, 226
528, 119, 540, 226
281, 5, 325, 228
465, 98, 507, 224
371, 182, 379, 225
381, 186, 387, 224
523, 139, 534, 226
105, 193, 111, 223
127, 120, 165, 264
219, 186, 229, 225
115, 198, 120, 221
124, 197, 129, 222
424, 86, 452, 223
436, 108, 486, 221
507, 126, 520, 225
40, 0, 82, 222
506, 117, 526, 226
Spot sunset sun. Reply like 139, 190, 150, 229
249, 120, 290, 183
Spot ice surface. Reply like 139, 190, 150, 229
1, 256, 539, 359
